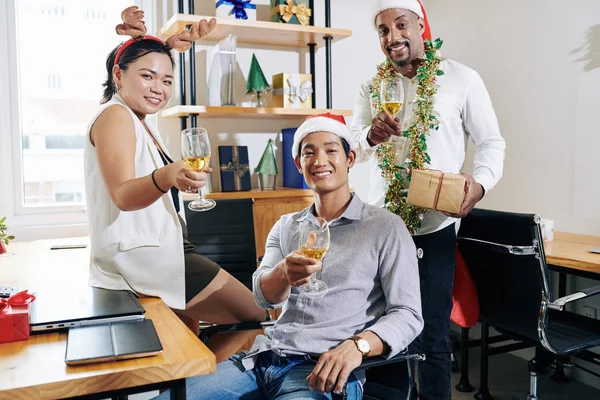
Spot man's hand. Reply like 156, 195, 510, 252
367, 112, 402, 146
443, 174, 484, 218
279, 251, 322, 287
306, 340, 363, 394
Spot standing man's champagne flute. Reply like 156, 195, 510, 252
299, 217, 330, 297
181, 127, 216, 212
380, 76, 404, 118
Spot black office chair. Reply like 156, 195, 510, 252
457, 208, 600, 400
199, 321, 423, 400
184, 198, 257, 289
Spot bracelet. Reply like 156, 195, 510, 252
151, 169, 168, 194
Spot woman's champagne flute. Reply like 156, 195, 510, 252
380, 76, 404, 119
181, 127, 216, 212
298, 217, 330, 297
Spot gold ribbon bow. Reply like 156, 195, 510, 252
271, 0, 312, 26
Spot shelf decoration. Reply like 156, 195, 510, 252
255, 139, 278, 190
245, 53, 271, 107
215, 0, 257, 21
269, 0, 311, 26
272, 73, 312, 109
207, 34, 237, 106
218, 145, 251, 192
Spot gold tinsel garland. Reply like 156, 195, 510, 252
372, 39, 444, 234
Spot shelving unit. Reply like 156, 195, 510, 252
161, 105, 352, 119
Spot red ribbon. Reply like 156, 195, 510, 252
0, 290, 36, 312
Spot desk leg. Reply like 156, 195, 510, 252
558, 272, 567, 298
170, 378, 187, 400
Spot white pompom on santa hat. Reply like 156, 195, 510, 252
292, 113, 356, 159
372, 0, 432, 41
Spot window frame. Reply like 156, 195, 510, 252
0, 0, 156, 238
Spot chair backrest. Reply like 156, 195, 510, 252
457, 208, 551, 344
184, 199, 257, 290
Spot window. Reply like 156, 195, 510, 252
0, 0, 154, 236
14, 0, 136, 208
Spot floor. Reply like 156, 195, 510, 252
127, 348, 600, 399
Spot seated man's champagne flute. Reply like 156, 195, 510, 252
380, 76, 404, 119
181, 127, 216, 212
299, 217, 330, 297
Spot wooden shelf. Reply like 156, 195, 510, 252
161, 105, 352, 119
159, 14, 351, 48
183, 188, 313, 201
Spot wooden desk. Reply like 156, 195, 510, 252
544, 231, 600, 275
0, 238, 216, 400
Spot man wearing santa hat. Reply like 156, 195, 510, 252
155, 113, 423, 399
350, 1, 506, 399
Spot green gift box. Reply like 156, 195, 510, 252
269, 0, 311, 26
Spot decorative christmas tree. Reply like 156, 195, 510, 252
245, 53, 270, 107
256, 139, 278, 190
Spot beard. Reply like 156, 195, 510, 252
386, 40, 413, 67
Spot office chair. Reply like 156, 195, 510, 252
457, 208, 600, 400
184, 198, 257, 289
199, 321, 424, 400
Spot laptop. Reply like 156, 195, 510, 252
30, 287, 145, 333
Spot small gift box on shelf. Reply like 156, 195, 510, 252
406, 170, 467, 214
0, 291, 36, 344
272, 73, 313, 109
215, 0, 257, 21
282, 127, 309, 188
218, 146, 251, 192
269, 0, 311, 26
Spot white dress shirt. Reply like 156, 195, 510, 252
350, 58, 506, 235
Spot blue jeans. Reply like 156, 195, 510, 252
153, 352, 362, 400
412, 223, 456, 400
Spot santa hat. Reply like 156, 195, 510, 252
292, 113, 356, 159
372, 0, 432, 41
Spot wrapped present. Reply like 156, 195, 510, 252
215, 0, 257, 21
269, 0, 311, 25
406, 170, 467, 214
218, 146, 251, 192
0, 291, 36, 344
282, 127, 308, 189
272, 73, 313, 109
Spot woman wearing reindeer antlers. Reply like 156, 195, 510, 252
84, 7, 267, 362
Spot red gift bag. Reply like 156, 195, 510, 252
451, 247, 480, 328
0, 290, 36, 343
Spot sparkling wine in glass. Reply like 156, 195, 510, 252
380, 77, 404, 118
299, 217, 330, 297
181, 127, 216, 212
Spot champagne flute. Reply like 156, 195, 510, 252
380, 76, 404, 118
299, 217, 330, 297
181, 127, 216, 212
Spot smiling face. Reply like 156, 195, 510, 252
294, 131, 355, 196
113, 52, 174, 119
376, 8, 425, 69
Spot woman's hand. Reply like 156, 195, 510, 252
165, 161, 212, 192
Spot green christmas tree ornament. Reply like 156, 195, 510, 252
246, 53, 270, 107
256, 139, 278, 190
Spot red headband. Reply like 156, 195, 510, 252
114, 35, 165, 66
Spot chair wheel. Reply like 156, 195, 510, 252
456, 380, 475, 392
475, 389, 494, 400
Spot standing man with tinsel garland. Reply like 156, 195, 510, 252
350, 1, 506, 399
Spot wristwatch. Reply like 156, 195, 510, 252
349, 335, 371, 357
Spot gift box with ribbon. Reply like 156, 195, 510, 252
406, 170, 467, 214
0, 290, 36, 343
215, 0, 257, 21
272, 73, 313, 109
218, 146, 252, 192
269, 0, 311, 26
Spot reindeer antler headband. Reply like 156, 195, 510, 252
114, 6, 216, 65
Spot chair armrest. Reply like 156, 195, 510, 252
354, 350, 426, 372
198, 320, 276, 345
548, 284, 600, 311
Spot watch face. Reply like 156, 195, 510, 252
357, 339, 370, 354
